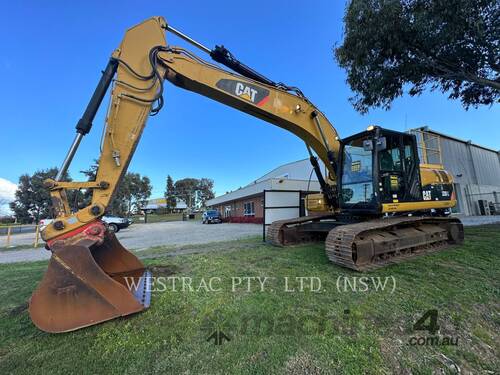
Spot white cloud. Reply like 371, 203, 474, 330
0, 177, 17, 215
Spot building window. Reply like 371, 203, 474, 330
224, 205, 231, 218
244, 202, 255, 216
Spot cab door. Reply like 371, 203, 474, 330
339, 133, 377, 213
377, 132, 421, 204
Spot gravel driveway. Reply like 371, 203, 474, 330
0, 221, 262, 264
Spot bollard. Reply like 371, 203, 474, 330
6, 226, 11, 247
34, 225, 40, 248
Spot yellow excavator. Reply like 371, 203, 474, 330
30, 17, 464, 333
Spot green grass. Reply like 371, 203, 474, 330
131, 212, 202, 224
0, 225, 498, 374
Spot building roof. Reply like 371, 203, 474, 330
207, 158, 323, 207
253, 158, 324, 183
206, 178, 321, 206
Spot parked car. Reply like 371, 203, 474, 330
38, 219, 53, 230
39, 216, 132, 233
202, 210, 222, 224
102, 216, 132, 232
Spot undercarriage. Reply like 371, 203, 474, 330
267, 214, 464, 271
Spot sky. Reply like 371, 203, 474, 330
0, 0, 499, 213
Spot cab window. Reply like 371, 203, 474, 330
341, 137, 374, 205
379, 136, 402, 171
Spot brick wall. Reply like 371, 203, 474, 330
213, 194, 264, 223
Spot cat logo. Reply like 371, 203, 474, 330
216, 79, 270, 106
235, 82, 257, 102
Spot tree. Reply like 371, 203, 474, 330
174, 178, 199, 208
109, 173, 152, 216
9, 168, 69, 223
10, 164, 152, 222
164, 175, 177, 213
128, 173, 152, 215
174, 178, 215, 209
335, 0, 499, 113
80, 162, 152, 216
80, 160, 99, 208
197, 178, 215, 207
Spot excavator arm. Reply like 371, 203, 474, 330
42, 16, 340, 244
31, 16, 342, 333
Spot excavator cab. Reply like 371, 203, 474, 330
339, 127, 430, 214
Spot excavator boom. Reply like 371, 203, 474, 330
32, 16, 343, 333
43, 17, 340, 243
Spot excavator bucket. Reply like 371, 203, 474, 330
29, 232, 151, 333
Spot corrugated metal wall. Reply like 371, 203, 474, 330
411, 129, 500, 215
440, 138, 473, 183
469, 146, 500, 186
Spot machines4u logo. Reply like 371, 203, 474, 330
216, 79, 270, 106
409, 309, 458, 346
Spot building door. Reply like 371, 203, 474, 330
452, 183, 462, 214
263, 190, 301, 240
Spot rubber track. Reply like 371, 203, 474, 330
267, 215, 463, 271
325, 216, 463, 271
266, 214, 336, 246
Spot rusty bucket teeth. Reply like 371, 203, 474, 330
29, 232, 151, 333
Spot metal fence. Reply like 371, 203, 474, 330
0, 224, 36, 235
0, 224, 42, 248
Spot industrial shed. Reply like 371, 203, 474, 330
142, 197, 188, 213
410, 127, 500, 216
206, 159, 322, 222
